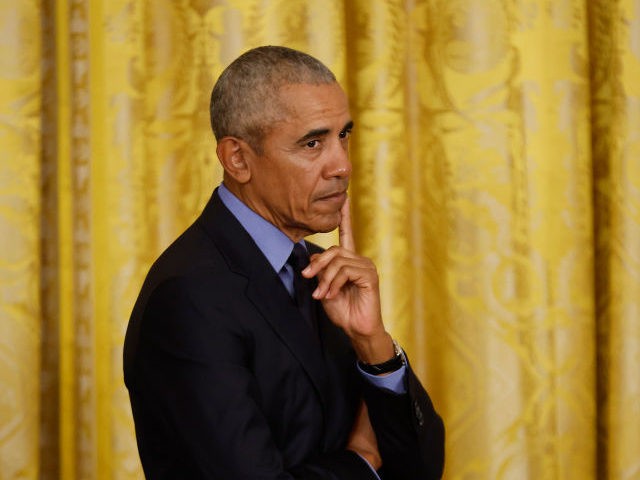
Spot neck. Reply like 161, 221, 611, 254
221, 180, 309, 243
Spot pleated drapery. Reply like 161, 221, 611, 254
1, 1, 638, 479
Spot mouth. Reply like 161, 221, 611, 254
317, 190, 347, 201
315, 190, 347, 206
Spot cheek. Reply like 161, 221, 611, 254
287, 170, 317, 204
287, 182, 309, 213
274, 161, 323, 215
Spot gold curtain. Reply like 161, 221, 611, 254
1, 0, 638, 478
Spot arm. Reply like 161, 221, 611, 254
303, 198, 445, 479
129, 277, 379, 480
361, 361, 445, 480
346, 400, 381, 470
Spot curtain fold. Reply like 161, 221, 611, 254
589, 1, 640, 478
0, 1, 42, 478
0, 1, 638, 478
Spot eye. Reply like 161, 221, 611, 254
306, 140, 319, 148
339, 128, 352, 139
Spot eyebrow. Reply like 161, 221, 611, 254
296, 120, 354, 144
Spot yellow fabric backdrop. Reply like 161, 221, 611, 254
1, 0, 638, 478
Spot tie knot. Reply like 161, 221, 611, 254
288, 243, 310, 271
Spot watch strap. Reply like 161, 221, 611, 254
358, 339, 406, 375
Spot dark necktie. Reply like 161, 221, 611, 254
287, 243, 316, 330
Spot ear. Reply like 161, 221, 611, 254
216, 137, 252, 184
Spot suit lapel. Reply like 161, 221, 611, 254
197, 190, 332, 416
244, 268, 331, 409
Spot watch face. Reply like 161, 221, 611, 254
392, 339, 402, 356
392, 339, 406, 363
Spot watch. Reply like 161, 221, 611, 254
358, 339, 406, 375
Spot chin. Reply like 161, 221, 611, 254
308, 216, 340, 234
313, 225, 339, 234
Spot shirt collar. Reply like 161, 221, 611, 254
217, 183, 305, 273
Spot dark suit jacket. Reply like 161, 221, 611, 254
124, 189, 444, 479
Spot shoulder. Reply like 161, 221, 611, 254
128, 222, 247, 340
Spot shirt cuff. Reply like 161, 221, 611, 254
357, 363, 407, 394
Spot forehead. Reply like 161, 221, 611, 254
275, 82, 351, 128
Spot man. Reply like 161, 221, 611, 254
124, 46, 444, 479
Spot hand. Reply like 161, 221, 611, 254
302, 197, 394, 364
347, 400, 382, 471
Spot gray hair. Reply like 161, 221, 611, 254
210, 46, 337, 152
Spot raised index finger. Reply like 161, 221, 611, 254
339, 195, 356, 252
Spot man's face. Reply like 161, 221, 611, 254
243, 82, 353, 241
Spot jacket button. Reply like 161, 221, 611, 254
414, 400, 424, 426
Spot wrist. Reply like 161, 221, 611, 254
349, 448, 382, 472
351, 331, 394, 365
358, 338, 406, 375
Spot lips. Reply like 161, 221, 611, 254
316, 191, 346, 203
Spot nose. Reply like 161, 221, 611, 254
324, 141, 352, 179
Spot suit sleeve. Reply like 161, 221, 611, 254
129, 277, 378, 480
362, 361, 445, 480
